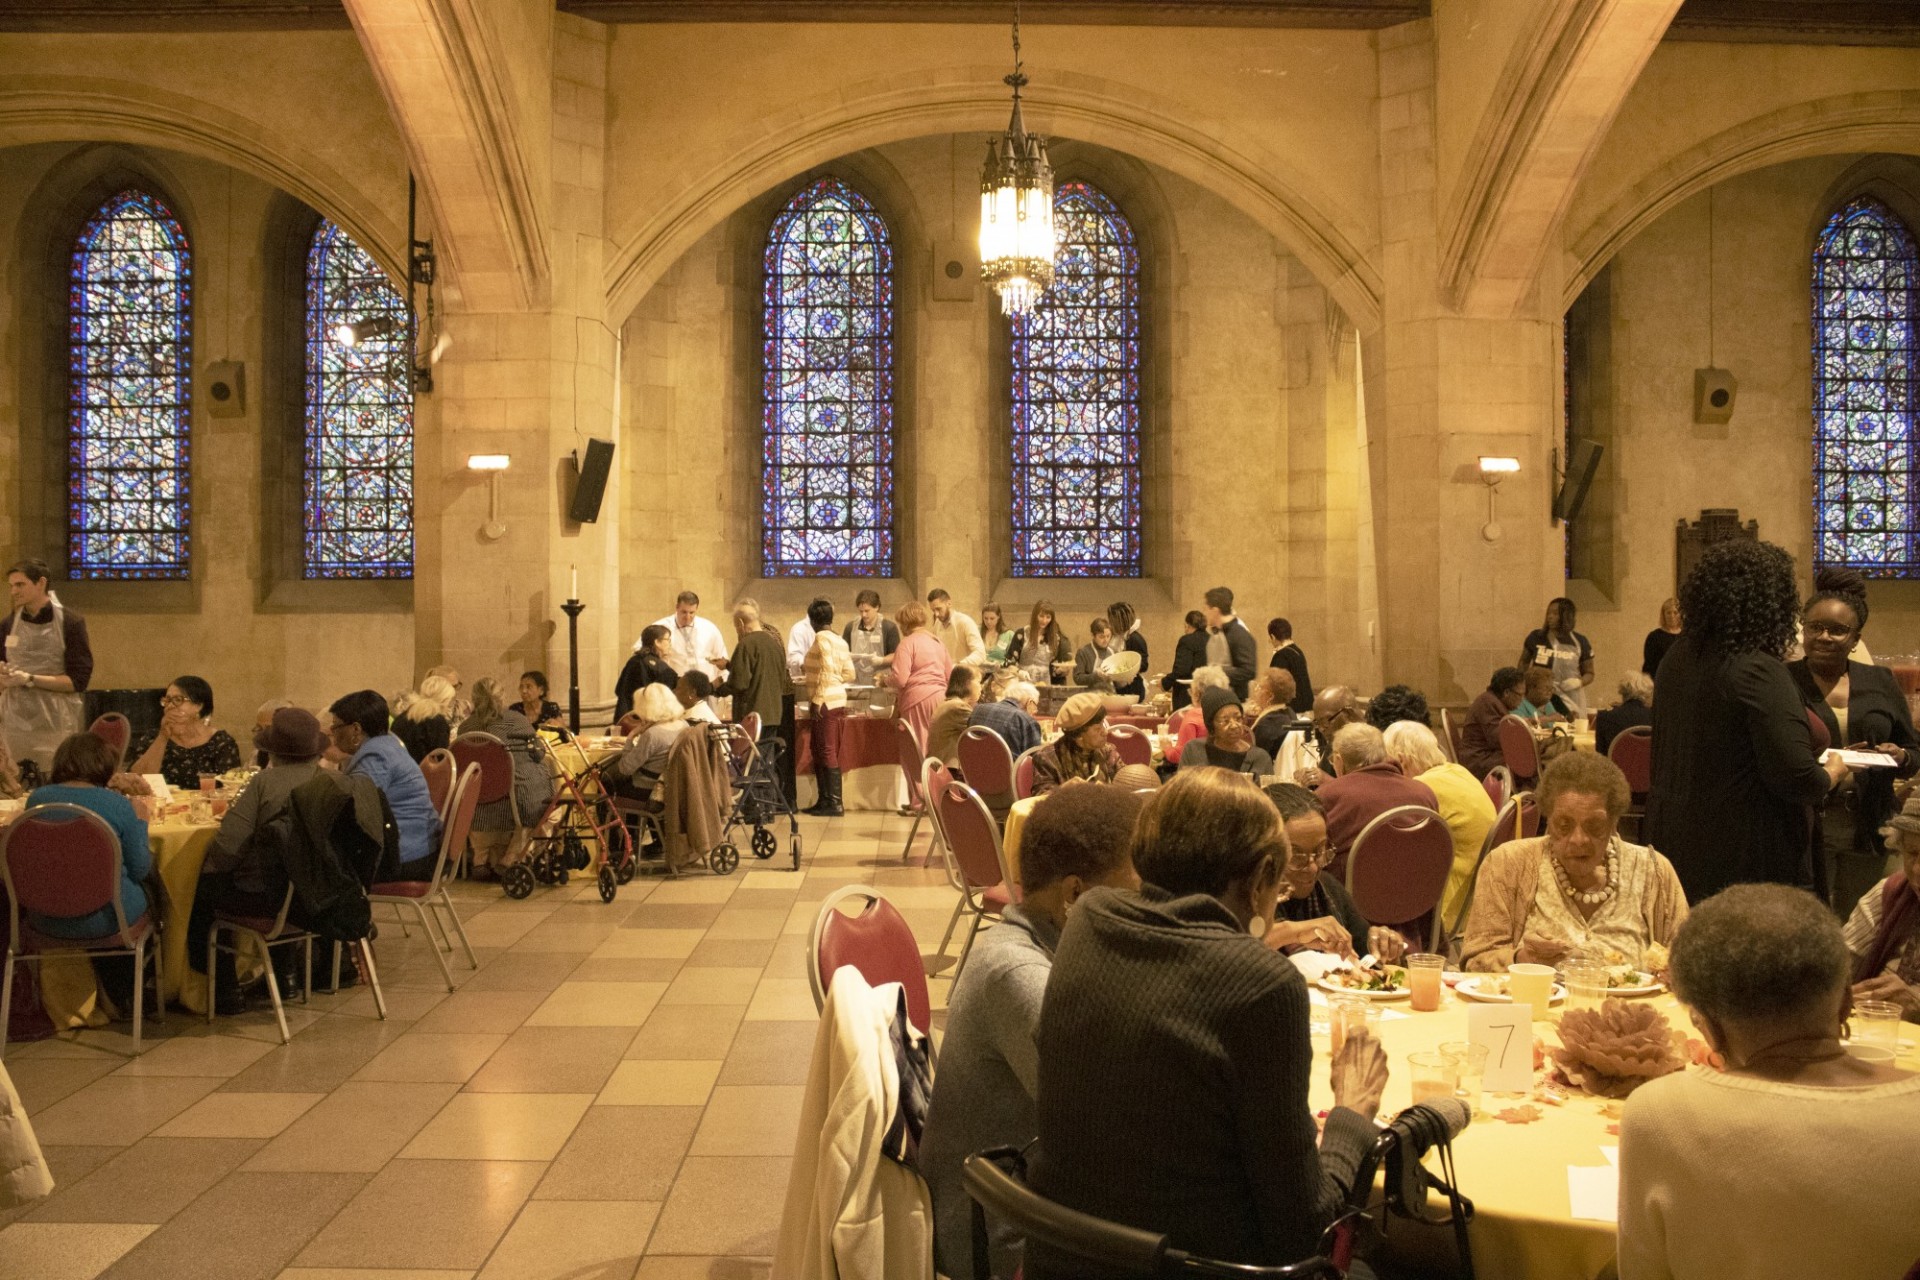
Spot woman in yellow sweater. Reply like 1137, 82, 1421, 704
1382, 720, 1497, 928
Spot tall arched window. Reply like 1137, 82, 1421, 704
762, 178, 895, 577
1814, 195, 1920, 576
1010, 181, 1141, 577
304, 220, 414, 578
68, 189, 192, 579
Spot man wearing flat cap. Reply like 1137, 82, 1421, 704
1030, 692, 1123, 796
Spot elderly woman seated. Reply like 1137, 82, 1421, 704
1617, 884, 1919, 1280
1461, 751, 1687, 971
458, 676, 556, 880
1595, 670, 1654, 757
1515, 666, 1572, 724
1844, 791, 1920, 1020
1263, 783, 1406, 963
1247, 668, 1301, 759
1029, 768, 1388, 1278
1382, 721, 1497, 928
608, 684, 688, 808
1029, 692, 1122, 795
1177, 688, 1274, 777
1169, 665, 1231, 756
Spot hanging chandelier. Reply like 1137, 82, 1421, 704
978, 1, 1056, 317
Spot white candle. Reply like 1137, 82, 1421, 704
570, 565, 578, 600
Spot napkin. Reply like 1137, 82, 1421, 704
1567, 1164, 1619, 1223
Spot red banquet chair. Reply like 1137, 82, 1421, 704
807, 885, 933, 1039
1345, 804, 1455, 954
452, 731, 521, 873
1013, 747, 1042, 801
1106, 724, 1153, 768
1, 804, 164, 1057
934, 780, 1018, 980
1497, 715, 1542, 789
87, 713, 133, 770
370, 762, 482, 992
1609, 724, 1652, 795
957, 727, 1016, 813
1482, 765, 1513, 810
894, 719, 931, 861
420, 747, 457, 825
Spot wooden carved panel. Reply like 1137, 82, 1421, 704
1675, 508, 1758, 594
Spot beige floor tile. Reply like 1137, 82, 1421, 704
399, 1092, 593, 1161
526, 981, 667, 1027
682, 937, 776, 969
620, 903, 727, 930
459, 951, 592, 993
475, 1199, 660, 1279
28, 1075, 225, 1147
726, 889, 801, 913
220, 1016, 412, 1094
704, 910, 789, 942
661, 966, 762, 1006
451, 911, 547, 947
779, 901, 816, 936
220, 1006, 330, 1042
0, 1222, 155, 1280
510, 922, 621, 954
592, 929, 705, 960
687, 1086, 804, 1158
569, 957, 687, 984
244, 1081, 461, 1173
2, 1054, 123, 1112
108, 1029, 278, 1078
409, 988, 551, 1035
625, 1005, 744, 1060
597, 1059, 720, 1107
154, 1091, 324, 1139
761, 938, 810, 979
25, 1136, 261, 1223
533, 1105, 701, 1201
97, 1170, 367, 1279
350, 1032, 507, 1083
646, 1156, 790, 1255
465, 1026, 637, 1094
737, 870, 794, 891
326, 985, 451, 1022
292, 1161, 543, 1270
742, 978, 818, 1021
0, 1147, 117, 1232
716, 1021, 818, 1086
633, 1257, 772, 1280
644, 878, 738, 904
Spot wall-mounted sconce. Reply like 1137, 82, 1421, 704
333, 315, 398, 348
468, 453, 510, 540
1478, 455, 1520, 543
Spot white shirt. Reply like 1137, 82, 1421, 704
930, 611, 986, 667
786, 618, 817, 680
647, 613, 729, 680
684, 700, 722, 725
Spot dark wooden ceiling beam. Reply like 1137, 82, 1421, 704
0, 0, 351, 32
1667, 0, 1920, 46
550, 1, 1426, 25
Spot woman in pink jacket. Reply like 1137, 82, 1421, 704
887, 600, 953, 759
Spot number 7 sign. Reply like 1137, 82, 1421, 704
1469, 1003, 1536, 1092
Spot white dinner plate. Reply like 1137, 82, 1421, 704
1314, 971, 1411, 1002
1598, 973, 1665, 997
1455, 976, 1567, 1006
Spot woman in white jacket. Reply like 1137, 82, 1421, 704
1, 1062, 53, 1209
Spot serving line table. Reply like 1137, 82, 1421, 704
577, 718, 908, 813
1304, 985, 1918, 1280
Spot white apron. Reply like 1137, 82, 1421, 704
2, 601, 83, 771
1533, 632, 1588, 715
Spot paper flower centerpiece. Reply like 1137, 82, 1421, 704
1550, 999, 1684, 1099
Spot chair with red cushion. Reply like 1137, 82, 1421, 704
1497, 715, 1542, 789
919, 757, 955, 870
1609, 726, 1652, 838
1013, 746, 1042, 801
933, 779, 1018, 979
452, 732, 519, 876
808, 885, 932, 1039
1345, 804, 1455, 953
87, 713, 133, 770
1438, 708, 1463, 764
1, 804, 163, 1057
741, 711, 763, 743
370, 762, 482, 992
1106, 724, 1153, 768
1483, 765, 1513, 810
894, 719, 930, 861
957, 726, 1016, 804
420, 748, 456, 825
1442, 795, 1524, 960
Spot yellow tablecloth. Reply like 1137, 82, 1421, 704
1312, 987, 1916, 1279
40, 820, 219, 1027
1000, 795, 1040, 886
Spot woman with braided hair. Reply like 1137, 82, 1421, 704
1648, 540, 1853, 901
1787, 566, 1919, 909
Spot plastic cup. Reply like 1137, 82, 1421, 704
1441, 1041, 1489, 1117
1328, 993, 1379, 1057
199, 773, 219, 796
1408, 1050, 1457, 1105
1562, 959, 1608, 1012
1852, 1000, 1902, 1062
1407, 953, 1445, 1012
1507, 963, 1557, 1022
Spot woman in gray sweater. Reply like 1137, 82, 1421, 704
1030, 768, 1388, 1276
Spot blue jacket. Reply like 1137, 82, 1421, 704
24, 784, 151, 938
346, 733, 440, 867
968, 700, 1044, 758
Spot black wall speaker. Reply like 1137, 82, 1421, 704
204, 361, 245, 417
1554, 437, 1604, 522
567, 438, 615, 523
1693, 367, 1738, 424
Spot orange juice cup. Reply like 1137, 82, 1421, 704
1408, 1050, 1456, 1104
1407, 953, 1444, 1012
199, 773, 219, 795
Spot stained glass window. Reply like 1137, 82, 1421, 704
1814, 196, 1919, 577
761, 178, 895, 577
67, 189, 192, 579
1010, 181, 1141, 577
304, 220, 414, 578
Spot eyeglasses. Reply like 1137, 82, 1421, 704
159, 695, 192, 708
1285, 847, 1333, 870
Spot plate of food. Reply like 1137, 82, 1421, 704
1315, 965, 1411, 1001
1598, 965, 1665, 997
1455, 975, 1567, 1006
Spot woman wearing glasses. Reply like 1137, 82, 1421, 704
1263, 783, 1407, 962
130, 675, 240, 791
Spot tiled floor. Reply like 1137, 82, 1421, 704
1, 809, 967, 1280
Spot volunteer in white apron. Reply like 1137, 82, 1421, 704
2, 559, 89, 773
1519, 596, 1594, 717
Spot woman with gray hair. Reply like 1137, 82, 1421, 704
1844, 791, 1920, 1020
458, 676, 553, 877
1595, 670, 1653, 757
1617, 884, 1919, 1280
1461, 751, 1687, 971
1170, 664, 1231, 757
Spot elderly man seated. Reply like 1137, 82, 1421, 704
1595, 670, 1654, 757
1315, 722, 1437, 876
968, 679, 1044, 759
1461, 751, 1687, 972
1845, 791, 1920, 1020
1618, 884, 1919, 1280
1294, 685, 1364, 789
1458, 667, 1526, 779
1030, 693, 1122, 795
609, 684, 688, 808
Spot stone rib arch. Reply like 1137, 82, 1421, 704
0, 75, 408, 287
1564, 90, 1920, 310
604, 66, 1382, 332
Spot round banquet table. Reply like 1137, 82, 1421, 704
1303, 984, 1919, 1280
39, 817, 221, 1027
792, 713, 909, 812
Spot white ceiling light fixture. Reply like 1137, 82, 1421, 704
978, 0, 1056, 318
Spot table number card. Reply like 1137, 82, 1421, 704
1468, 1003, 1534, 1092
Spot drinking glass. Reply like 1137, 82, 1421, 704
1406, 953, 1445, 1012
198, 773, 219, 796
1507, 963, 1557, 1021
1562, 959, 1608, 1012
1408, 1050, 1457, 1105
1441, 1041, 1489, 1117
1852, 1000, 1902, 1061
1328, 994, 1379, 1057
